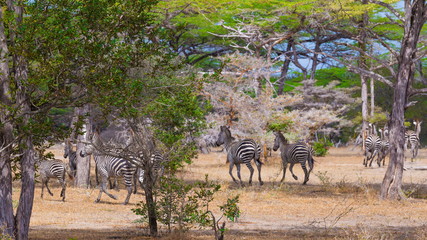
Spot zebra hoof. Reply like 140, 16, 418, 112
292, 175, 298, 180
94, 199, 100, 203
49, 193, 53, 196
260, 181, 264, 186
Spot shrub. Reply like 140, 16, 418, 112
312, 139, 333, 156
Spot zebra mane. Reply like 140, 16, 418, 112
274, 131, 288, 144
220, 126, 233, 139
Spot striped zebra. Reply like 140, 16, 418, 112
80, 131, 136, 205
377, 127, 390, 167
363, 124, 382, 167
405, 120, 422, 161
136, 151, 165, 190
63, 139, 77, 178
39, 159, 73, 201
216, 126, 263, 186
273, 131, 314, 185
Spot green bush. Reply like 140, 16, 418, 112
312, 139, 333, 157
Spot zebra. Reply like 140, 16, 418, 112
80, 131, 136, 205
136, 151, 165, 190
406, 120, 422, 161
377, 127, 390, 167
39, 159, 73, 201
63, 139, 77, 178
215, 126, 263, 186
272, 131, 314, 185
363, 123, 382, 167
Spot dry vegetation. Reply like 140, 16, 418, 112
24, 145, 427, 239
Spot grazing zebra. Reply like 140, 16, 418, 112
406, 120, 422, 161
39, 159, 73, 201
63, 139, 77, 178
363, 124, 382, 167
216, 126, 263, 186
80, 131, 136, 205
273, 131, 314, 185
377, 127, 390, 167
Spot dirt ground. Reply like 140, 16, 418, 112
24, 145, 427, 239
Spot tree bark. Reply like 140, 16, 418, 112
75, 105, 92, 188
380, 0, 426, 200
143, 160, 158, 237
0, 6, 14, 237
359, 0, 370, 135
15, 137, 36, 240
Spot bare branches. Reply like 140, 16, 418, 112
368, 0, 404, 23
299, 43, 394, 87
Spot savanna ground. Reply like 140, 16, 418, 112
22, 145, 427, 239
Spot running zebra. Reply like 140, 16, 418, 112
377, 127, 390, 167
39, 159, 73, 201
63, 139, 77, 178
273, 131, 314, 185
406, 120, 422, 161
363, 124, 382, 167
216, 126, 263, 186
80, 131, 136, 205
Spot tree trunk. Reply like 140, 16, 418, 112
75, 105, 92, 188
277, 39, 293, 95
143, 162, 158, 237
15, 137, 36, 240
0, 6, 14, 237
359, 0, 370, 135
310, 36, 321, 80
380, 0, 425, 200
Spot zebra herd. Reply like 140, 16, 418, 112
363, 120, 422, 168
40, 125, 317, 203
39, 131, 165, 204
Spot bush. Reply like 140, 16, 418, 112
312, 139, 333, 156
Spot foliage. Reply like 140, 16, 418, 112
133, 175, 240, 237
312, 139, 333, 157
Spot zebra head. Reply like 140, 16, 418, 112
63, 140, 71, 158
80, 144, 94, 157
216, 125, 231, 146
273, 131, 287, 151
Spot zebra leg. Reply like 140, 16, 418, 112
289, 163, 298, 180
280, 162, 288, 183
60, 179, 66, 201
255, 160, 263, 185
236, 164, 244, 187
45, 178, 54, 196
96, 178, 117, 203
133, 170, 138, 194
123, 185, 133, 205
41, 177, 46, 199
228, 163, 238, 184
368, 150, 378, 167
301, 164, 309, 185
246, 162, 254, 186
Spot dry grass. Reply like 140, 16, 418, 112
19, 145, 427, 239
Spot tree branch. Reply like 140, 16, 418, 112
368, 0, 404, 23
299, 43, 394, 87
